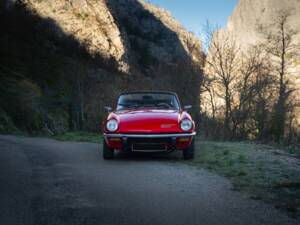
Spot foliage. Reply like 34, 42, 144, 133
0, 108, 18, 133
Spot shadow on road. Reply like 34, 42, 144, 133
113, 150, 183, 162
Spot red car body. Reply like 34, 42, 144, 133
102, 91, 196, 159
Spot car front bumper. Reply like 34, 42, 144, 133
104, 132, 196, 152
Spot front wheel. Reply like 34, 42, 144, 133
183, 139, 195, 160
103, 139, 114, 159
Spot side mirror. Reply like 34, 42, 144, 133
104, 106, 112, 112
183, 105, 192, 111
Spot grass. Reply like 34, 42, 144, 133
190, 140, 300, 218
51, 131, 101, 143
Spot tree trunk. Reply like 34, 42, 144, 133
68, 103, 74, 131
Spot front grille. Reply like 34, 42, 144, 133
128, 137, 172, 152
132, 143, 166, 152
128, 137, 172, 144
127, 137, 174, 152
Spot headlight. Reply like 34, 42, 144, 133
106, 119, 118, 132
180, 119, 192, 131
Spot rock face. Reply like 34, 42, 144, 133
227, 0, 300, 46
140, 1, 203, 64
24, 0, 202, 75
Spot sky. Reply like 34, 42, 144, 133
147, 0, 239, 35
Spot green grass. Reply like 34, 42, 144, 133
190, 141, 300, 218
51, 131, 102, 143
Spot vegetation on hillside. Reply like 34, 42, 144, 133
0, 0, 202, 135
1, 1, 299, 146
201, 10, 300, 145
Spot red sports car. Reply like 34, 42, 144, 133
102, 91, 196, 159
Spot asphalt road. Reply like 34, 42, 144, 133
0, 135, 299, 225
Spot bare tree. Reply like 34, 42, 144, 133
258, 9, 300, 142
231, 46, 274, 139
64, 59, 95, 131
204, 26, 240, 139
201, 76, 217, 120
202, 12, 300, 142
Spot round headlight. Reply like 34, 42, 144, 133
180, 119, 192, 131
106, 119, 118, 132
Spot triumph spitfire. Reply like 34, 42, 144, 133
102, 91, 196, 159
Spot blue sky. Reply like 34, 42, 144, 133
147, 0, 239, 35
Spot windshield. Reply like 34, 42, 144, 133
117, 93, 180, 110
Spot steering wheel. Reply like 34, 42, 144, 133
156, 103, 172, 109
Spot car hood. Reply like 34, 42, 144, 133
113, 109, 183, 133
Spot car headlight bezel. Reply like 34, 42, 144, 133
106, 119, 119, 132
180, 119, 193, 131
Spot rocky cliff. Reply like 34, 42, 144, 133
21, 0, 202, 75
0, 0, 203, 133
227, 0, 300, 47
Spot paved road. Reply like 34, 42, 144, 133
0, 135, 299, 225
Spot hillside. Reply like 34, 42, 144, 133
0, 0, 203, 133
20, 0, 202, 75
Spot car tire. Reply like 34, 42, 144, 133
183, 139, 195, 160
103, 139, 114, 159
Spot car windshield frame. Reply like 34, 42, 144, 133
116, 92, 181, 111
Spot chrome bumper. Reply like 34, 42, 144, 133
104, 132, 196, 138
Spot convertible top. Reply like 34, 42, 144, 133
119, 91, 178, 96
